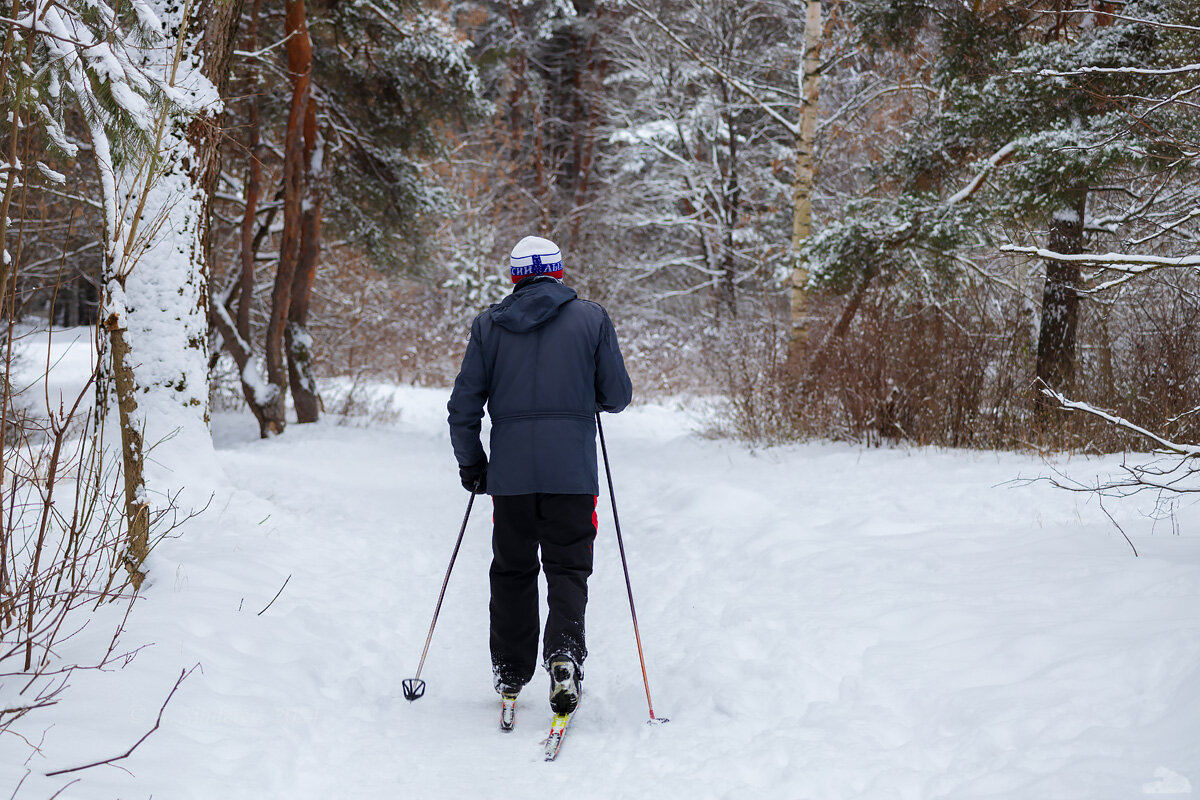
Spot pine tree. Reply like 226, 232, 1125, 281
211, 0, 487, 436
812, 0, 1192, 409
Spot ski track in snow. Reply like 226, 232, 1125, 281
6, 386, 1200, 799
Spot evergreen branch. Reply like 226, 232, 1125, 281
360, 1, 414, 40
119, 0, 197, 265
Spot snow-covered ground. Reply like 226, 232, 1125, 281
4, 334, 1200, 798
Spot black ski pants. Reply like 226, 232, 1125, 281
490, 493, 596, 690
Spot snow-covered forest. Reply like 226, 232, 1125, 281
3, 0, 1200, 796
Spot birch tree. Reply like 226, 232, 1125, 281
604, 0, 806, 320
620, 0, 831, 345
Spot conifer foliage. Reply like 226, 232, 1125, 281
210, 0, 486, 437
803, 0, 1200, 441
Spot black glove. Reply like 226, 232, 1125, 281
459, 458, 487, 494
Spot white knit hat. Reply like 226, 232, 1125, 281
509, 236, 563, 284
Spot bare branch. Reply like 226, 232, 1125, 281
44, 665, 199, 777
624, 0, 801, 137
257, 573, 291, 616
1098, 495, 1139, 557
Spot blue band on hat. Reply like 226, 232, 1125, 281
511, 253, 564, 277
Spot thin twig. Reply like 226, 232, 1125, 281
47, 778, 81, 799
257, 574, 291, 616
6, 769, 29, 800
44, 665, 198, 777
1097, 494, 1139, 557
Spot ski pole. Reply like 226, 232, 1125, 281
596, 412, 667, 724
403, 488, 477, 702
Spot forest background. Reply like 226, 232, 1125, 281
5, 0, 1200, 449
3, 0, 1200, 785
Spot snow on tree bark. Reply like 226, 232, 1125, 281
93, 0, 242, 584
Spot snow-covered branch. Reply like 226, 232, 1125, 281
1032, 9, 1200, 34
1000, 244, 1200, 271
234, 31, 299, 60
945, 142, 1017, 205
1039, 385, 1200, 457
624, 0, 801, 138
1035, 63, 1200, 77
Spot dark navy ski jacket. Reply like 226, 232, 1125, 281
447, 276, 633, 496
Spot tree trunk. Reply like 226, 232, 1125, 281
1035, 191, 1087, 401
99, 0, 244, 586
209, 0, 281, 439
0, 2, 29, 313
786, 0, 823, 365
505, 0, 528, 150
239, 0, 264, 347
286, 135, 323, 423
101, 306, 150, 587
804, 267, 874, 381
264, 0, 315, 434
283, 0, 322, 424
716, 80, 740, 321
568, 12, 606, 251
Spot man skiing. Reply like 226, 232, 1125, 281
447, 235, 633, 728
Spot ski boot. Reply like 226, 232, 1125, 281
495, 677, 522, 732
548, 656, 581, 715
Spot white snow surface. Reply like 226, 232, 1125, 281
5, 384, 1200, 799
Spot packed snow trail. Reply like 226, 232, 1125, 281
7, 387, 1200, 799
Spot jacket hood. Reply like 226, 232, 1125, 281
490, 276, 578, 333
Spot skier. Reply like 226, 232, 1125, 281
447, 235, 633, 726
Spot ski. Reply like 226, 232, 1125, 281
543, 710, 573, 761
500, 693, 517, 732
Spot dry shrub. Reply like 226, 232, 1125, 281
1, 326, 171, 765
797, 294, 1032, 448
703, 307, 802, 444
1085, 275, 1200, 447
713, 276, 1200, 452
307, 259, 470, 388
322, 375, 405, 427
615, 315, 712, 398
